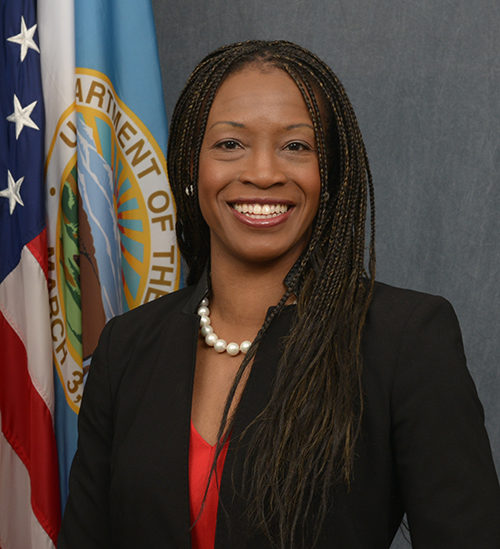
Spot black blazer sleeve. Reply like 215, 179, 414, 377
58, 317, 117, 549
390, 294, 500, 547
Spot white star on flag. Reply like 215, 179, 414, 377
7, 16, 40, 62
6, 94, 39, 139
0, 171, 25, 214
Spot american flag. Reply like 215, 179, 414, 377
0, 0, 61, 546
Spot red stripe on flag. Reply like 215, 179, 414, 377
26, 228, 49, 279
0, 312, 61, 544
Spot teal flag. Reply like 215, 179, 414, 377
42, 0, 181, 511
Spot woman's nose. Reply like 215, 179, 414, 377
238, 148, 287, 188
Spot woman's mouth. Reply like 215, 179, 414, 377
231, 203, 290, 219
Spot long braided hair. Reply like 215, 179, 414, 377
167, 40, 375, 548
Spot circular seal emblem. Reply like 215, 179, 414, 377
46, 68, 180, 411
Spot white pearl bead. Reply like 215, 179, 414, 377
214, 339, 227, 353
240, 340, 252, 354
205, 333, 218, 346
199, 315, 211, 327
197, 306, 210, 317
226, 342, 240, 356
201, 325, 213, 337
197, 297, 252, 357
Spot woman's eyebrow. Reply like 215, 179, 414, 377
286, 123, 314, 130
208, 121, 245, 130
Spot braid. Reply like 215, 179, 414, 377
167, 40, 375, 548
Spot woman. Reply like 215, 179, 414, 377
58, 40, 500, 548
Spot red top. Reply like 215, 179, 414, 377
189, 421, 230, 549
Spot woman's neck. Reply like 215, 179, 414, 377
208, 255, 294, 336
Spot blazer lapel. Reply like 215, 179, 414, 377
111, 297, 199, 548
132, 271, 206, 547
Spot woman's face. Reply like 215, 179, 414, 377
198, 65, 321, 268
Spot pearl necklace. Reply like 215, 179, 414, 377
197, 297, 252, 356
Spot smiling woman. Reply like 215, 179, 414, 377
58, 41, 500, 549
198, 66, 320, 267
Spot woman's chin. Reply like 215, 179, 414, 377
214, 243, 307, 272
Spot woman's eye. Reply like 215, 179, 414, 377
285, 141, 311, 151
216, 140, 241, 149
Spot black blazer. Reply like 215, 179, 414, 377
58, 279, 500, 548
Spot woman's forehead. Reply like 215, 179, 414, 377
207, 66, 309, 117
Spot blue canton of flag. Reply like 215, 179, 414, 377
0, 0, 45, 269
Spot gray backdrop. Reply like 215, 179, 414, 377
151, 1, 500, 546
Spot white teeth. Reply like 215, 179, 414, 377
232, 203, 290, 218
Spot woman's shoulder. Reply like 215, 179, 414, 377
370, 279, 451, 312
112, 284, 197, 326
367, 280, 457, 330
363, 280, 463, 368
96, 284, 198, 352
89, 284, 199, 384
